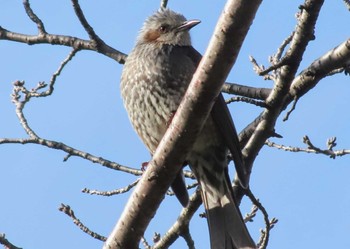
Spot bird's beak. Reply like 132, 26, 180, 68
176, 19, 201, 32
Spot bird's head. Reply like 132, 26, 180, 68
137, 9, 200, 46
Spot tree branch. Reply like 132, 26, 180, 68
222, 82, 271, 100
82, 179, 140, 196
0, 233, 22, 249
266, 136, 350, 159
0, 137, 142, 175
153, 190, 202, 249
23, 0, 47, 34
241, 0, 325, 195
59, 204, 107, 242
289, 38, 350, 98
238, 37, 350, 159
103, 0, 262, 248
226, 96, 267, 108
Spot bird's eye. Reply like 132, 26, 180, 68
159, 25, 169, 33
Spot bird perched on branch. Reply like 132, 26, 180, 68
121, 8, 256, 249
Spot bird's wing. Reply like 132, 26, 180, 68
211, 95, 248, 188
183, 45, 248, 188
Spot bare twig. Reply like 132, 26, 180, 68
160, 0, 168, 9
0, 137, 142, 175
166, 182, 198, 196
153, 189, 202, 249
0, 233, 22, 249
282, 96, 299, 121
23, 0, 47, 34
303, 135, 346, 159
249, 56, 264, 77
222, 82, 271, 100
258, 59, 287, 76
244, 204, 258, 223
271, 31, 295, 64
0, 27, 127, 63
82, 179, 140, 196
246, 189, 277, 249
140, 237, 151, 249
180, 225, 196, 249
12, 48, 78, 101
260, 32, 296, 76
59, 204, 107, 241
265, 137, 350, 158
153, 232, 161, 243
226, 96, 267, 108
8, 48, 78, 138
71, 0, 103, 44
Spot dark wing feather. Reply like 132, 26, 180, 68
183, 45, 248, 188
211, 95, 248, 188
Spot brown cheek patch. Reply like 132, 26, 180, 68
144, 30, 160, 42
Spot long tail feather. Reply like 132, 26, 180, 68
201, 180, 256, 249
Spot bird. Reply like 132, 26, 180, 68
120, 8, 256, 249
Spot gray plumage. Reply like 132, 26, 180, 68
121, 9, 256, 249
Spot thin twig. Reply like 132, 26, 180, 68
82, 179, 140, 196
0, 137, 143, 175
0, 233, 22, 249
160, 0, 168, 8
23, 0, 47, 34
283, 96, 299, 121
0, 26, 127, 63
153, 189, 202, 249
71, 0, 103, 45
326, 67, 346, 76
243, 204, 258, 223
249, 55, 275, 80
344, 0, 350, 11
245, 189, 277, 249
271, 31, 295, 64
166, 182, 198, 196
47, 48, 80, 94
9, 48, 79, 139
141, 236, 151, 249
226, 96, 267, 108
265, 136, 350, 159
59, 204, 107, 241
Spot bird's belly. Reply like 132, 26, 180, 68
123, 77, 184, 153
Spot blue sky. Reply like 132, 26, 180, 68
1, 1, 349, 249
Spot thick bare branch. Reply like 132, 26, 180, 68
289, 38, 350, 98
103, 1, 262, 248
180, 226, 196, 249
